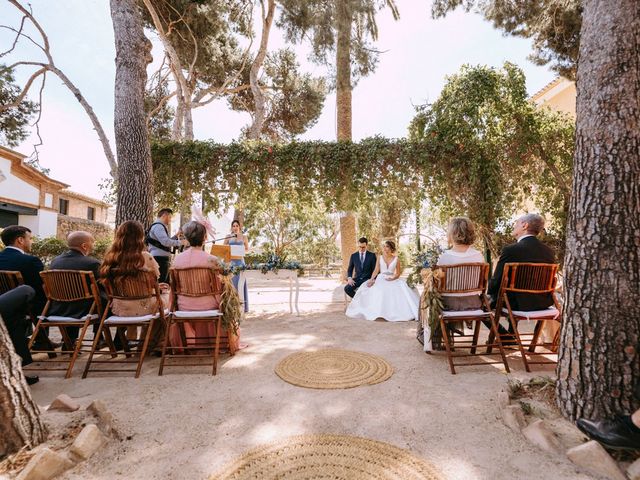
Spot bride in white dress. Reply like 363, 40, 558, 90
346, 240, 419, 322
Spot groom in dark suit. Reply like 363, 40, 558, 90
344, 237, 377, 298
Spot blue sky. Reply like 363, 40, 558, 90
1, 0, 556, 199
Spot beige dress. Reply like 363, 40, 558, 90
110, 252, 169, 316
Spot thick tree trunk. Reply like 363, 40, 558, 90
556, 0, 640, 420
0, 317, 47, 457
336, 0, 356, 277
111, 0, 155, 228
248, 0, 276, 140
336, 0, 352, 142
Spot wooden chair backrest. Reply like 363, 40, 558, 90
437, 263, 489, 294
170, 267, 223, 297
500, 263, 559, 295
40, 270, 99, 302
0, 270, 24, 294
210, 245, 231, 263
102, 270, 159, 301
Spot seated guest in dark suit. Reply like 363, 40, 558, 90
344, 237, 377, 298
488, 213, 555, 335
48, 231, 106, 342
0, 285, 40, 384
0, 225, 51, 350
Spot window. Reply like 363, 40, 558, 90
59, 198, 69, 215
87, 206, 95, 221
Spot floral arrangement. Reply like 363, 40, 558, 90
219, 254, 304, 277
406, 243, 444, 288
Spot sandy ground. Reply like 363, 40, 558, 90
27, 277, 595, 480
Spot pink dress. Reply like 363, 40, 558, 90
170, 247, 238, 351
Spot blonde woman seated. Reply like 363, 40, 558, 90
170, 221, 239, 351
436, 217, 485, 312
346, 240, 419, 322
100, 221, 169, 350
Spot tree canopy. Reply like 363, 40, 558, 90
0, 66, 37, 148
431, 0, 581, 79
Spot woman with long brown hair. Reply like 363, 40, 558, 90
100, 220, 169, 346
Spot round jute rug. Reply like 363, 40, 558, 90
210, 434, 442, 480
274, 349, 393, 389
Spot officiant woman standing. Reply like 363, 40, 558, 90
224, 220, 250, 312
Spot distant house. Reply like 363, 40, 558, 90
531, 77, 576, 118
0, 146, 112, 239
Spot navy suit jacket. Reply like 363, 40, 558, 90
488, 236, 556, 311
347, 250, 377, 283
48, 250, 106, 318
0, 247, 47, 315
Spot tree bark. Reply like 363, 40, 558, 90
556, 0, 640, 420
248, 0, 276, 140
0, 316, 47, 457
336, 0, 356, 277
111, 0, 155, 228
336, 0, 352, 142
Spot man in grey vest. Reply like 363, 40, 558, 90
146, 208, 187, 283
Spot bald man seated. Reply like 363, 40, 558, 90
48, 231, 107, 341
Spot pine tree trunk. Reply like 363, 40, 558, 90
248, 0, 276, 140
556, 0, 640, 420
0, 317, 47, 457
111, 0, 155, 228
336, 0, 352, 142
336, 0, 356, 277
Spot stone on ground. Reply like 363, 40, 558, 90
87, 400, 117, 437
502, 405, 526, 432
16, 448, 74, 480
47, 394, 80, 412
566, 440, 627, 480
626, 456, 640, 480
69, 424, 107, 460
522, 419, 563, 454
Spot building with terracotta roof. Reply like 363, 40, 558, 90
0, 146, 112, 239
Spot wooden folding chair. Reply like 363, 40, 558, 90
25, 270, 105, 378
493, 263, 561, 372
160, 267, 225, 375
0, 270, 57, 357
437, 263, 510, 374
83, 271, 166, 378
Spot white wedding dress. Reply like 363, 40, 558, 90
346, 255, 419, 322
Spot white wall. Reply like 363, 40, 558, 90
19, 210, 58, 238
0, 157, 40, 206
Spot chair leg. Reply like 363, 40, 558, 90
135, 320, 154, 378
551, 321, 561, 353
212, 317, 221, 376
83, 321, 106, 379
440, 317, 456, 374
158, 317, 173, 376
490, 315, 510, 373
65, 322, 89, 379
509, 316, 530, 372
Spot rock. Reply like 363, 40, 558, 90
87, 400, 118, 438
16, 448, 74, 480
502, 405, 526, 432
497, 391, 510, 409
522, 419, 563, 454
69, 424, 107, 461
627, 457, 640, 480
566, 441, 627, 480
47, 394, 80, 412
